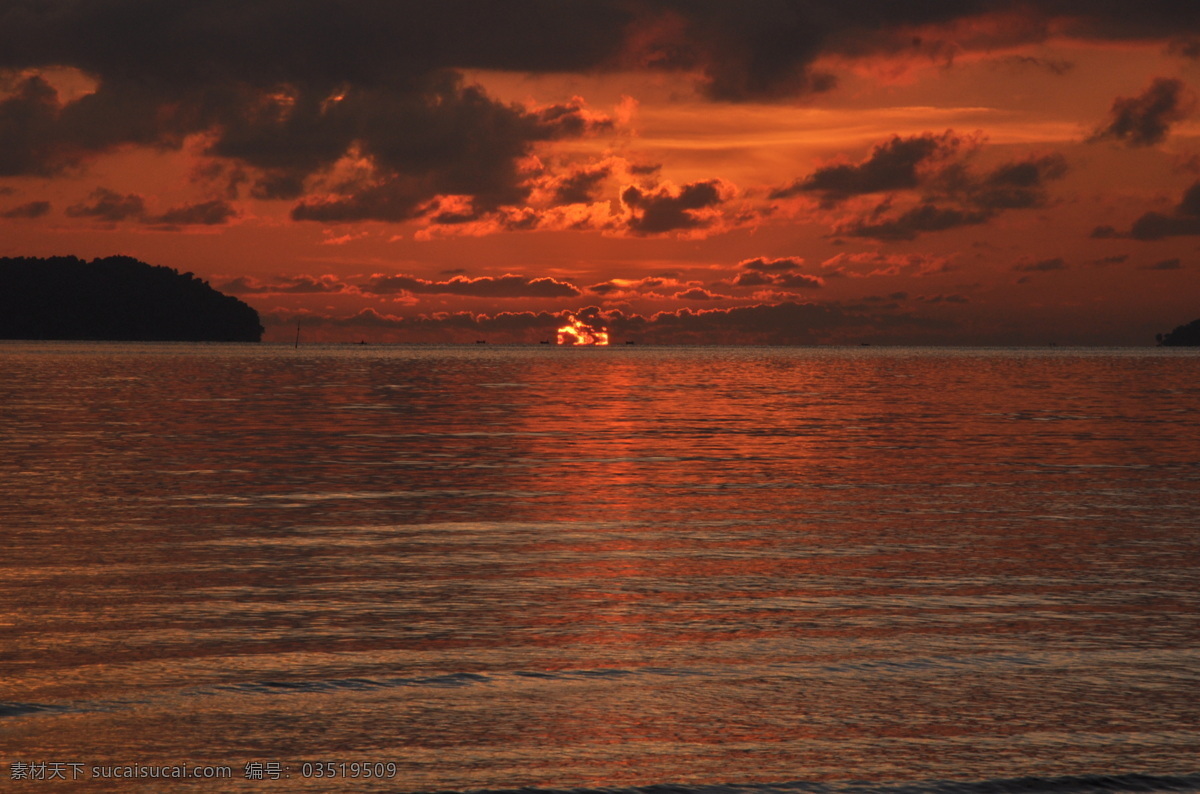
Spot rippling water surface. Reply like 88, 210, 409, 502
2, 343, 1198, 792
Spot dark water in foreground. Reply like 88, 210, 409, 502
1, 343, 1198, 792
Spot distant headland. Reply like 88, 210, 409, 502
0, 256, 263, 342
1157, 318, 1200, 347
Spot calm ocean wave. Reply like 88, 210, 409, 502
1, 343, 1198, 791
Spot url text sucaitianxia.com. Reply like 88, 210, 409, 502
7, 762, 233, 781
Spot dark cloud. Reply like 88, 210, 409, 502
839, 203, 991, 240
1013, 256, 1067, 272
773, 273, 825, 289
619, 179, 731, 235
739, 257, 805, 272
1089, 254, 1128, 266
958, 154, 1069, 210
63, 188, 236, 227
6, 3, 1200, 117
283, 84, 612, 222
1, 200, 51, 219
771, 132, 962, 205
733, 257, 823, 289
550, 162, 614, 205
1114, 180, 1200, 239
5, 0, 1200, 228
2, 5, 617, 219
733, 271, 773, 287
1138, 258, 1183, 270
993, 55, 1073, 75
0, 75, 65, 176
362, 273, 581, 298
65, 188, 146, 222
152, 199, 238, 226
1171, 37, 1200, 59
822, 147, 1068, 239
1089, 77, 1195, 147
218, 275, 351, 295
1129, 212, 1200, 239
821, 251, 953, 277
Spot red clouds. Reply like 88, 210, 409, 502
64, 188, 237, 227
361, 273, 582, 299
223, 272, 582, 300
732, 257, 824, 289
771, 132, 964, 206
770, 132, 1068, 240
619, 179, 736, 235
0, 200, 50, 218
1099, 180, 1200, 240
1089, 77, 1195, 148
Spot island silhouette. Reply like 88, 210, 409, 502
1157, 318, 1200, 347
0, 256, 263, 342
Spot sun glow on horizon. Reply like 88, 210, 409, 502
557, 314, 610, 345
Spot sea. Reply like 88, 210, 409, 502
1, 342, 1198, 793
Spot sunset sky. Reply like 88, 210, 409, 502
3, 1, 1200, 344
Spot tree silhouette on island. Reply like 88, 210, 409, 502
0, 256, 263, 342
1157, 318, 1200, 347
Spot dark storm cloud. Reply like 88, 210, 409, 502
1128, 212, 1200, 239
362, 273, 582, 298
1089, 78, 1195, 147
994, 55, 1074, 75
5, 0, 1200, 223
6, 3, 1200, 111
955, 154, 1069, 210
217, 275, 352, 295
1, 200, 50, 219
917, 293, 970, 303
733, 271, 773, 287
825, 148, 1068, 240
770, 132, 962, 205
151, 199, 238, 226
0, 75, 63, 176
1110, 180, 1200, 239
550, 162, 614, 205
65, 188, 146, 222
619, 179, 730, 234
733, 259, 824, 290
773, 273, 825, 289
1013, 256, 1067, 272
838, 203, 991, 240
1138, 258, 1183, 270
282, 85, 612, 222
64, 188, 236, 227
739, 257, 805, 272
0, 3, 620, 218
